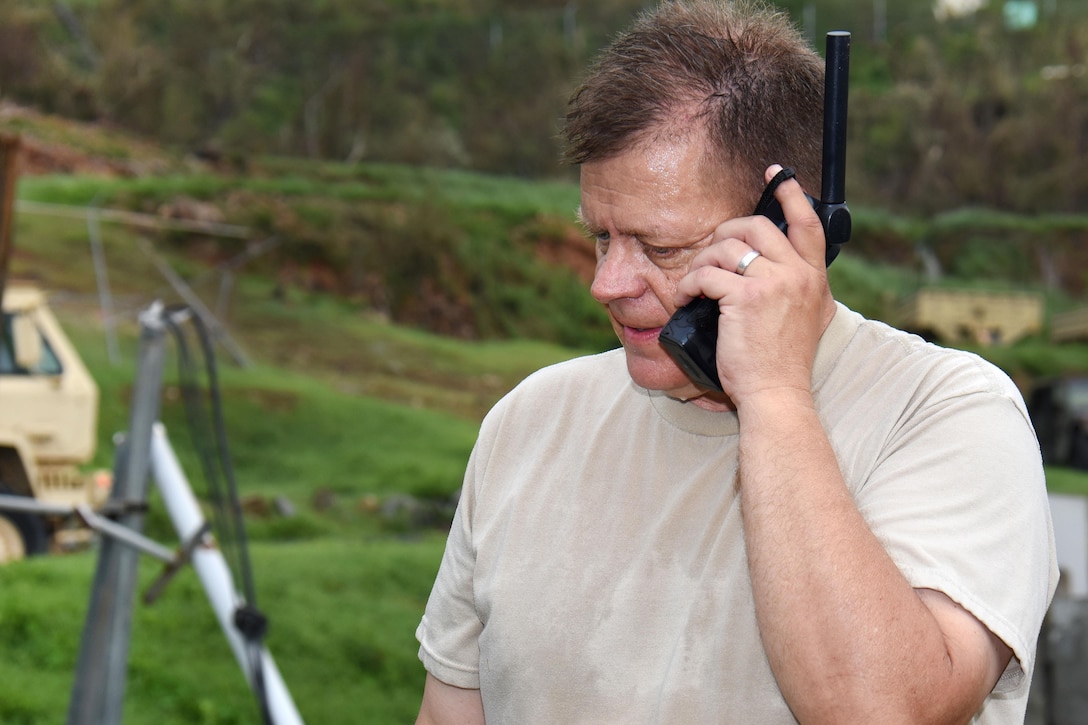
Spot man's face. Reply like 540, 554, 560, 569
581, 135, 743, 400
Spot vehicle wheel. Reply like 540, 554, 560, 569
0, 487, 48, 564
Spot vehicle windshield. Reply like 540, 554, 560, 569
0, 312, 63, 376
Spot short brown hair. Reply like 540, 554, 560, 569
562, 0, 824, 206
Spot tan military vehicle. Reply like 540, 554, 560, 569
898, 288, 1044, 346
0, 284, 110, 562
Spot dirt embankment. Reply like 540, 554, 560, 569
1, 100, 190, 178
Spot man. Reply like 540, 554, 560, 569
415, 1, 1058, 722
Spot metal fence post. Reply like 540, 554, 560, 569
66, 303, 169, 725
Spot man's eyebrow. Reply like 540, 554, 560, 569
574, 207, 598, 238
575, 206, 669, 242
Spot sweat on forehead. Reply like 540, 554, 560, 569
624, 116, 756, 208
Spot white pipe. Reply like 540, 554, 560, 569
149, 423, 305, 725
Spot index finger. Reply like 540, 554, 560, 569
766, 165, 827, 270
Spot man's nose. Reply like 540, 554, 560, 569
590, 239, 647, 304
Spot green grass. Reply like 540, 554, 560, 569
15, 162, 582, 221
13, 163, 615, 352
0, 237, 588, 722
1042, 466, 1088, 497
0, 297, 568, 723
0, 537, 447, 723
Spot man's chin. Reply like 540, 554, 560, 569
624, 355, 701, 397
622, 352, 734, 408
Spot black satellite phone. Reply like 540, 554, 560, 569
658, 30, 852, 393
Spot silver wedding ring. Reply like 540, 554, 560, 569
735, 249, 761, 276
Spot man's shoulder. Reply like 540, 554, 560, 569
477, 347, 633, 438
483, 348, 630, 417
507, 348, 629, 400
835, 304, 1023, 402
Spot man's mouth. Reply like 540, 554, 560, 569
622, 324, 663, 341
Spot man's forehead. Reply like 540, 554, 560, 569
577, 200, 673, 240
578, 159, 744, 241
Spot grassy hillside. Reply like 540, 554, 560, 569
3, 156, 603, 720
0, 540, 451, 723
6, 0, 1088, 219
1, 257, 588, 723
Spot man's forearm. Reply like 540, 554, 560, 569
736, 390, 999, 724
416, 674, 485, 725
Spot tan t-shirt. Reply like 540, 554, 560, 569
417, 304, 1058, 723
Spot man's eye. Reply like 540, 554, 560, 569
595, 231, 610, 243
646, 245, 681, 259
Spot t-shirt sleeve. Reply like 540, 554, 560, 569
853, 385, 1056, 695
415, 444, 484, 689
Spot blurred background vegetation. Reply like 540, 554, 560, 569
0, 0, 1086, 211
4, 0, 1088, 330
2, 0, 1088, 723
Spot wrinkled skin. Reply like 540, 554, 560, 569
580, 133, 835, 411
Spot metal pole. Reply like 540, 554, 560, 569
87, 200, 120, 365
67, 303, 170, 725
803, 2, 816, 45
149, 424, 305, 725
873, 0, 887, 44
137, 238, 251, 368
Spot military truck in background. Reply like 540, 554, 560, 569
0, 135, 110, 563
898, 288, 1044, 347
1049, 306, 1088, 344
0, 284, 111, 562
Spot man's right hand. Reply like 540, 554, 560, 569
674, 165, 835, 408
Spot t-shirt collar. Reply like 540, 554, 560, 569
646, 303, 859, 437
